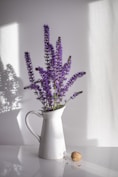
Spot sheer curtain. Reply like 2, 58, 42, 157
87, 0, 118, 146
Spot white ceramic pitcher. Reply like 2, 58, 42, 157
25, 106, 66, 160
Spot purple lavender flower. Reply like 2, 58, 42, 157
61, 71, 86, 95
56, 37, 62, 68
24, 52, 48, 106
62, 56, 71, 80
44, 25, 51, 70
49, 44, 56, 77
24, 52, 35, 84
24, 25, 86, 111
55, 37, 63, 83
36, 66, 53, 108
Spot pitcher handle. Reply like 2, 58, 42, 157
25, 110, 42, 142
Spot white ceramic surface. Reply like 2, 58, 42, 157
0, 146, 118, 177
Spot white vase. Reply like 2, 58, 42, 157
25, 106, 66, 160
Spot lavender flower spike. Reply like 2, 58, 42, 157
24, 52, 35, 84
44, 25, 50, 70
62, 71, 86, 94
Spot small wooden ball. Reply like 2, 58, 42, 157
71, 151, 82, 162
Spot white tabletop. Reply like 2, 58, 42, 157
0, 146, 118, 177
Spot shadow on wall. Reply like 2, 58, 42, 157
0, 58, 24, 144
0, 58, 23, 113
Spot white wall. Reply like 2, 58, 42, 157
87, 0, 118, 146
0, 0, 118, 146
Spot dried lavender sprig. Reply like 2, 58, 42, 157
65, 91, 83, 104
24, 52, 35, 84
24, 52, 41, 96
49, 43, 56, 76
61, 71, 86, 95
44, 25, 50, 70
56, 37, 62, 68
24, 79, 41, 90
61, 56, 71, 80
24, 52, 49, 106
36, 66, 53, 108
55, 37, 63, 85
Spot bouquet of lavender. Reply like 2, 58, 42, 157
24, 25, 86, 111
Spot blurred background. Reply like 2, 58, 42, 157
0, 0, 118, 146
